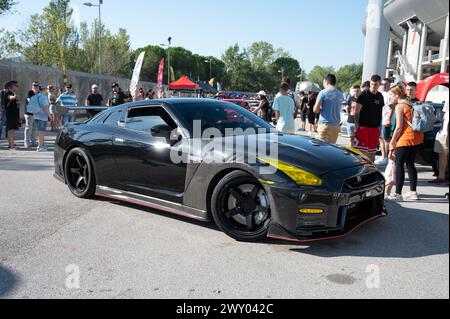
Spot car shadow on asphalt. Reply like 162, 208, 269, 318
96, 195, 449, 258
95, 197, 221, 232
289, 200, 449, 258
0, 266, 19, 298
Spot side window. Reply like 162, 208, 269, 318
125, 106, 177, 133
103, 110, 123, 126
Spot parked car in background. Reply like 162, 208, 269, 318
223, 99, 251, 111
247, 100, 261, 112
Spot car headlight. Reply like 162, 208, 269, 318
259, 158, 322, 187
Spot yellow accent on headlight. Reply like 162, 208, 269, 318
259, 158, 323, 187
299, 208, 324, 214
258, 179, 276, 185
343, 146, 368, 158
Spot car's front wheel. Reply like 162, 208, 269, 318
64, 147, 96, 199
211, 171, 271, 242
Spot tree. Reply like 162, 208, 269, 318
271, 57, 301, 90
12, 0, 81, 81
247, 41, 288, 71
0, 0, 16, 15
335, 63, 363, 92
306, 65, 336, 89
132, 45, 166, 82
0, 28, 22, 59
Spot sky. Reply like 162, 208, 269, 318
0, 0, 369, 72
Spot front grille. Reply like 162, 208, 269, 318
339, 195, 384, 226
344, 172, 384, 190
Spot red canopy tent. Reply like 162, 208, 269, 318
416, 73, 449, 102
168, 76, 201, 90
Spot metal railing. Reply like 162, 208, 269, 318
423, 54, 442, 62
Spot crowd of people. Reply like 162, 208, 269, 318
1, 75, 448, 200
0, 80, 158, 152
254, 74, 449, 201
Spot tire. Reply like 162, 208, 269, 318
64, 147, 96, 199
211, 171, 271, 242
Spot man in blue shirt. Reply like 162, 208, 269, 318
57, 84, 78, 126
313, 74, 343, 144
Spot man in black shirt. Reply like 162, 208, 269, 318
108, 82, 127, 107
3, 81, 21, 150
86, 84, 104, 118
354, 75, 385, 162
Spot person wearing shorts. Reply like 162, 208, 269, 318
313, 74, 343, 144
306, 92, 317, 133
346, 85, 361, 146
355, 75, 385, 162
33, 86, 51, 152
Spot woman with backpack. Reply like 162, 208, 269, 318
387, 85, 424, 201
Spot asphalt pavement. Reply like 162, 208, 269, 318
0, 122, 448, 299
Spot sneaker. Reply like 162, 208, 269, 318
404, 192, 420, 201
387, 193, 403, 201
36, 146, 48, 152
375, 158, 389, 166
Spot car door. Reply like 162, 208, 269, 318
113, 105, 187, 203
88, 108, 126, 190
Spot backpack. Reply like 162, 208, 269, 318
404, 102, 436, 133
27, 93, 42, 114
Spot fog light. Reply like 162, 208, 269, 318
299, 208, 324, 214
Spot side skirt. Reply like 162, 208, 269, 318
95, 185, 209, 222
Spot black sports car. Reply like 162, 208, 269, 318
54, 99, 387, 242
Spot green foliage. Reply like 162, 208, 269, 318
305, 63, 363, 92
0, 28, 22, 59
0, 0, 16, 15
335, 63, 363, 92
221, 43, 300, 92
306, 65, 336, 89
1, 0, 361, 93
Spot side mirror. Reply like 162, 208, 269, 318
151, 124, 173, 138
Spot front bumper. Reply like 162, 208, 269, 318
265, 167, 387, 242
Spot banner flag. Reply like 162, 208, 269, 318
170, 66, 176, 86
157, 58, 165, 98
209, 78, 215, 87
129, 52, 145, 101
217, 82, 222, 92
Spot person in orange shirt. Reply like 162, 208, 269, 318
387, 85, 424, 201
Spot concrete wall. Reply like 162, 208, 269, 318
0, 60, 160, 118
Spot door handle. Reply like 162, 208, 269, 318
114, 137, 125, 144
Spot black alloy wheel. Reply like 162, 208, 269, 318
64, 148, 96, 198
212, 171, 271, 242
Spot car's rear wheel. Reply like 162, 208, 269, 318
211, 171, 271, 242
64, 147, 96, 199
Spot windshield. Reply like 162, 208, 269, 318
171, 101, 276, 137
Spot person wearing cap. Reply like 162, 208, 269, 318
56, 84, 78, 126
253, 91, 271, 122
108, 82, 127, 107
23, 81, 40, 148
86, 84, 104, 118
